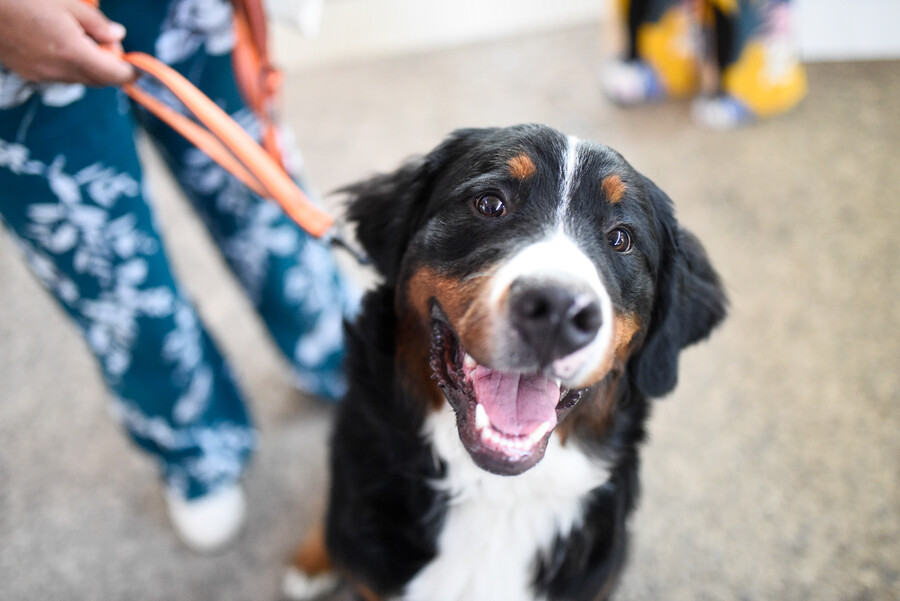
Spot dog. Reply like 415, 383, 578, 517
284, 124, 727, 601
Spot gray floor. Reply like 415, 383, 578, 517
1, 25, 898, 601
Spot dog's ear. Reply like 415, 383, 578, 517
343, 157, 432, 281
344, 129, 492, 281
631, 177, 727, 398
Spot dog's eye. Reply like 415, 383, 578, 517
475, 194, 507, 218
607, 228, 632, 253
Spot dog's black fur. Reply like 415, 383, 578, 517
295, 124, 726, 601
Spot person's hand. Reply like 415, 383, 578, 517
0, 0, 134, 86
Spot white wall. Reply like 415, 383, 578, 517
270, 0, 602, 69
269, 0, 900, 69
795, 0, 900, 61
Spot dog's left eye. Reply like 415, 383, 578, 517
475, 194, 507, 218
607, 228, 633, 253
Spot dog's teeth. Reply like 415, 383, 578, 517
554, 378, 562, 387
529, 421, 553, 444
479, 418, 551, 451
475, 403, 490, 431
464, 354, 477, 370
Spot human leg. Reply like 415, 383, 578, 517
0, 86, 255, 539
602, 0, 701, 104
692, 0, 807, 127
106, 0, 357, 401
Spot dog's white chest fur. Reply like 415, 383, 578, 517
401, 406, 611, 601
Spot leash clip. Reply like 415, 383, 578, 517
325, 219, 370, 266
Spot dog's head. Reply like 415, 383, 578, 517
345, 125, 725, 476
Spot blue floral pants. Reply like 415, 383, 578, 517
0, 0, 356, 499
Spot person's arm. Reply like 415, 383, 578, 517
0, 0, 133, 86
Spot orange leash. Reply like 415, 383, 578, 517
84, 0, 338, 241
121, 53, 334, 237
231, 0, 284, 164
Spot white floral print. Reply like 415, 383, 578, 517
0, 66, 85, 110
81, 259, 175, 378
26, 157, 151, 287
111, 396, 255, 496
7, 231, 81, 307
0, 139, 49, 176
171, 365, 214, 424
180, 108, 262, 215
164, 301, 216, 424
222, 202, 300, 302
155, 0, 235, 65
163, 302, 206, 379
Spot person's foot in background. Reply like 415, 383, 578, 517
693, 1, 807, 129
603, 0, 806, 129
602, 0, 700, 106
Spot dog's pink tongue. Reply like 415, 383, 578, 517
471, 366, 559, 436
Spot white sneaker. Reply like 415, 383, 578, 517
165, 483, 246, 553
691, 94, 755, 129
601, 59, 665, 106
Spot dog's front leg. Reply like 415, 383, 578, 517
283, 521, 341, 600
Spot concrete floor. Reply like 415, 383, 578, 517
1, 25, 898, 601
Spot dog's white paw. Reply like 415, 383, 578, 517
282, 566, 340, 600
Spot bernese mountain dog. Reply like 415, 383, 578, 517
283, 124, 727, 601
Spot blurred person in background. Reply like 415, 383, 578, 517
602, 0, 807, 128
0, 0, 356, 552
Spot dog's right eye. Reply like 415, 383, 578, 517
607, 228, 633, 253
475, 194, 507, 218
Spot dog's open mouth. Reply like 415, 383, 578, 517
429, 307, 584, 475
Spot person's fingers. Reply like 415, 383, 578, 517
0, 0, 133, 84
65, 35, 134, 86
69, 0, 126, 44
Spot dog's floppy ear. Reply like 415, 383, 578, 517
343, 157, 433, 281
344, 129, 491, 281
631, 177, 727, 398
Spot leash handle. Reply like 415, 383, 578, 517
121, 52, 334, 238
232, 0, 285, 163
123, 79, 268, 199
81, 0, 335, 239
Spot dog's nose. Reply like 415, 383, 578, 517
509, 281, 602, 364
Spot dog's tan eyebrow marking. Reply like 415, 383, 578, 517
507, 153, 537, 180
601, 175, 627, 204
